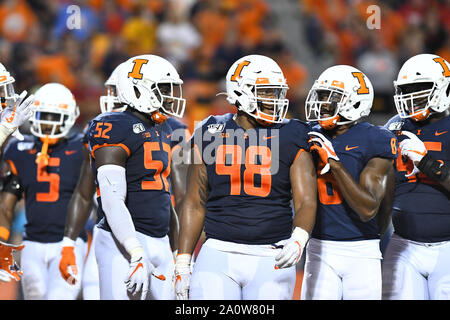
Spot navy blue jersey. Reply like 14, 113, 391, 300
3, 133, 86, 243
191, 113, 310, 245
88, 110, 174, 238
385, 115, 450, 242
310, 122, 397, 241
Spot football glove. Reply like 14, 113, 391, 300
0, 240, 24, 282
174, 253, 191, 300
275, 227, 309, 269
399, 131, 427, 177
308, 131, 340, 175
125, 247, 154, 300
1, 91, 35, 130
59, 237, 78, 285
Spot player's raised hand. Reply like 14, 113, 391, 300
174, 253, 191, 300
275, 227, 309, 269
59, 237, 78, 285
0, 241, 24, 282
1, 91, 35, 130
308, 131, 340, 174
399, 131, 427, 177
399, 131, 427, 163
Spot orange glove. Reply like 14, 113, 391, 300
308, 131, 340, 174
59, 237, 78, 285
0, 241, 24, 282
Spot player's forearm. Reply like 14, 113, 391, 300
0, 124, 14, 148
377, 166, 395, 235
97, 165, 141, 255
64, 193, 94, 240
292, 203, 316, 234
329, 160, 379, 221
178, 203, 205, 255
0, 209, 13, 241
168, 202, 179, 253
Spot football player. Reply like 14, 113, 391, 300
383, 54, 450, 300
0, 62, 35, 147
87, 54, 186, 300
0, 83, 86, 299
58, 62, 127, 300
59, 62, 190, 299
300, 65, 397, 300
0, 62, 35, 284
174, 54, 317, 300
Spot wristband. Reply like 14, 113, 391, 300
418, 153, 449, 182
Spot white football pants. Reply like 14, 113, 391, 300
95, 227, 174, 300
301, 238, 382, 300
21, 238, 86, 300
81, 225, 100, 300
189, 239, 296, 300
382, 233, 450, 300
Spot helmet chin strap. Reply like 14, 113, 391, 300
319, 115, 339, 130
150, 110, 167, 124
411, 108, 431, 122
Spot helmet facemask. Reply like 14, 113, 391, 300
306, 86, 349, 129
100, 84, 124, 113
239, 83, 289, 125
30, 104, 79, 139
394, 81, 435, 121
0, 80, 15, 109
152, 82, 185, 118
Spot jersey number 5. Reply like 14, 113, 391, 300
36, 158, 60, 202
142, 142, 171, 192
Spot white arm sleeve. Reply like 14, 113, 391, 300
0, 124, 14, 147
97, 165, 141, 255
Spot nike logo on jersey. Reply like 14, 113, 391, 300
435, 130, 448, 136
65, 150, 77, 155
345, 145, 359, 151
166, 134, 172, 139
263, 135, 276, 140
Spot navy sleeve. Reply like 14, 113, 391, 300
286, 120, 311, 165
369, 126, 398, 160
87, 114, 135, 158
2, 138, 20, 169
383, 115, 404, 132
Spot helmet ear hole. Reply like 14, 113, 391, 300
133, 86, 141, 99
353, 101, 360, 109
446, 83, 450, 97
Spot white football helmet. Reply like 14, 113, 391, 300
0, 62, 16, 108
225, 55, 289, 125
116, 54, 185, 123
305, 65, 374, 130
30, 83, 80, 139
394, 53, 450, 121
100, 62, 127, 113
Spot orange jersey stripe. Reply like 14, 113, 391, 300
90, 143, 131, 159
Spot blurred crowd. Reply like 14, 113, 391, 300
0, 0, 448, 132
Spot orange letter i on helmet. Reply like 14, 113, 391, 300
128, 59, 149, 80
231, 60, 250, 82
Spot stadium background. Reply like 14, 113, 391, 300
0, 0, 448, 300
